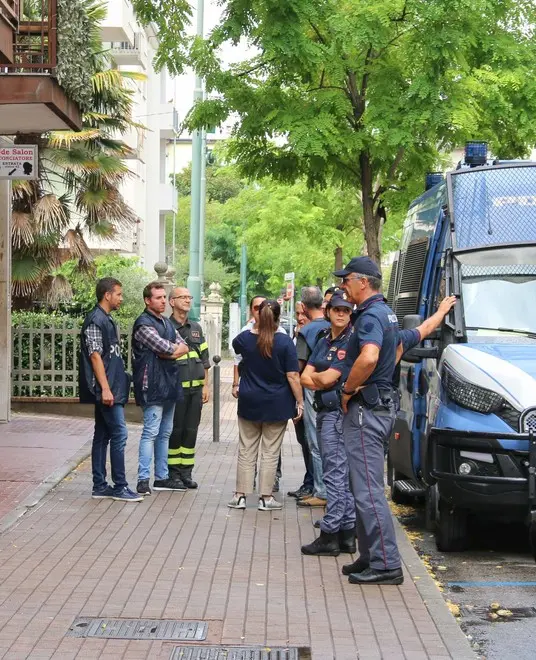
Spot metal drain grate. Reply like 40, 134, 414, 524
66, 618, 208, 640
169, 647, 302, 660
461, 606, 536, 622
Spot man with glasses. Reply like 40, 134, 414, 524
168, 287, 211, 489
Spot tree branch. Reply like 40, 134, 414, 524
309, 21, 327, 45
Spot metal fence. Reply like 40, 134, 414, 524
11, 319, 133, 398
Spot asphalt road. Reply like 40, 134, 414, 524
394, 500, 536, 660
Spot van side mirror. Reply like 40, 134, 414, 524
402, 314, 422, 330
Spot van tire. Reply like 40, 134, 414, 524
425, 485, 438, 532
435, 498, 468, 552
529, 522, 536, 563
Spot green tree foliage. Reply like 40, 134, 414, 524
172, 162, 245, 204
132, 0, 536, 269
56, 255, 152, 323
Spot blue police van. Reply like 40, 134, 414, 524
387, 142, 536, 558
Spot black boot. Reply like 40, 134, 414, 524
341, 558, 369, 576
179, 467, 198, 489
167, 468, 187, 490
339, 528, 357, 554
301, 531, 340, 556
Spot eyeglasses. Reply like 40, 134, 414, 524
172, 295, 194, 300
341, 275, 358, 284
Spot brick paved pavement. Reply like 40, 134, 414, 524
0, 367, 475, 659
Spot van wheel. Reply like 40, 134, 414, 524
435, 498, 468, 552
425, 485, 439, 532
529, 521, 536, 563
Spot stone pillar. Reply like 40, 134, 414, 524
154, 261, 174, 317
0, 180, 11, 422
200, 282, 224, 358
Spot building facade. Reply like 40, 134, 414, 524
98, 0, 177, 270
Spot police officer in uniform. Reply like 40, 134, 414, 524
335, 257, 403, 586
168, 287, 211, 489
300, 294, 357, 556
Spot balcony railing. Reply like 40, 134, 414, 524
4, 0, 57, 74
0, 0, 19, 29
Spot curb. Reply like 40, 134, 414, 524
394, 517, 477, 659
0, 439, 92, 536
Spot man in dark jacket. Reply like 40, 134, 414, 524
79, 277, 143, 502
168, 286, 211, 489
132, 282, 189, 496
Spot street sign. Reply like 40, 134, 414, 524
0, 145, 37, 180
284, 272, 295, 281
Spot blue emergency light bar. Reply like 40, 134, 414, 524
465, 141, 488, 166
425, 172, 444, 190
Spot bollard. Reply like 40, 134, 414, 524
212, 355, 221, 442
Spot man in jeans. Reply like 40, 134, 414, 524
132, 282, 189, 495
79, 277, 143, 502
295, 286, 330, 507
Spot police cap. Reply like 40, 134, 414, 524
333, 256, 382, 280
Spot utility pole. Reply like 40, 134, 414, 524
198, 125, 207, 296
239, 244, 247, 327
171, 80, 178, 268
186, 0, 204, 321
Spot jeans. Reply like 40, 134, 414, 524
92, 403, 128, 491
303, 388, 326, 499
294, 417, 314, 491
138, 401, 176, 481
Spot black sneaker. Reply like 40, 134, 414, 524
153, 479, 187, 492
288, 486, 312, 499
137, 480, 151, 496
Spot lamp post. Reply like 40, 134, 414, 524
198, 125, 207, 297
186, 0, 204, 321
239, 243, 248, 327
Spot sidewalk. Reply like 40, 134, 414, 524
0, 371, 475, 660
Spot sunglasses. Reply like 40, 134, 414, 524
253, 304, 261, 311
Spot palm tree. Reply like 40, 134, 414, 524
11, 1, 145, 308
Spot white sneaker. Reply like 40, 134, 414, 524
258, 496, 283, 511
228, 494, 246, 509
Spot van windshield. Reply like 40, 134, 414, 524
461, 264, 536, 335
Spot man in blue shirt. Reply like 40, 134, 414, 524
295, 286, 330, 507
335, 256, 403, 585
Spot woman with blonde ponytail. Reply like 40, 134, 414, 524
230, 300, 303, 511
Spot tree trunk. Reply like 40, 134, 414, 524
334, 245, 343, 271
359, 151, 382, 270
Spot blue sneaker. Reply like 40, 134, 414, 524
112, 486, 144, 502
92, 485, 115, 499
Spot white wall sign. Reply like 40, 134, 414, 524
0, 145, 38, 180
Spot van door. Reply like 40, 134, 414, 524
391, 237, 429, 481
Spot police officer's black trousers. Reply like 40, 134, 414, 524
168, 389, 203, 478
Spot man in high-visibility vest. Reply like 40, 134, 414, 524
168, 287, 211, 488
